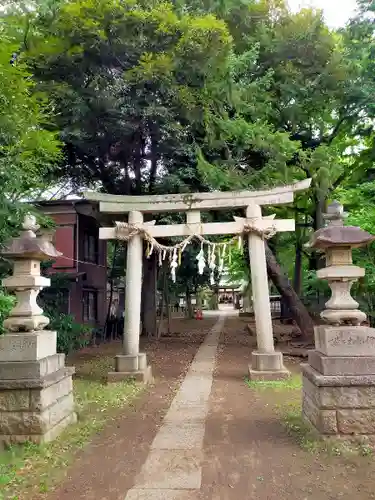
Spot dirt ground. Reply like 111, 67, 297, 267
202, 318, 375, 500
43, 318, 216, 500
44, 316, 375, 500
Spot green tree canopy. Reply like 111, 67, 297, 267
0, 23, 61, 246
24, 0, 233, 195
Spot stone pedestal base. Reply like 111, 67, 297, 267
302, 359, 375, 437
107, 353, 153, 384
0, 362, 76, 447
248, 351, 290, 381
0, 332, 76, 448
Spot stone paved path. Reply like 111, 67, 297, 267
124, 316, 225, 500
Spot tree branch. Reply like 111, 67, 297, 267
324, 115, 350, 145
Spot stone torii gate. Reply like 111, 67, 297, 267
85, 178, 311, 382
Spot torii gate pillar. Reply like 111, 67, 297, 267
247, 204, 289, 380
107, 210, 153, 383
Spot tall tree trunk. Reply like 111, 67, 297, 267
165, 281, 171, 335
212, 286, 219, 310
157, 264, 167, 339
148, 129, 159, 194
133, 131, 144, 195
293, 212, 303, 296
314, 194, 326, 231
185, 289, 194, 319
293, 238, 303, 296
265, 243, 314, 341
103, 241, 119, 344
309, 190, 326, 270
141, 252, 157, 336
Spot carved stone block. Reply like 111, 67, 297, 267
337, 409, 375, 434
302, 363, 375, 437
0, 354, 65, 380
314, 325, 375, 356
0, 363, 75, 446
308, 350, 375, 376
0, 331, 56, 362
302, 393, 338, 434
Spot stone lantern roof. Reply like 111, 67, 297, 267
2, 214, 61, 261
310, 225, 375, 249
309, 200, 375, 250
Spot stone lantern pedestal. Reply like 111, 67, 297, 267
302, 202, 375, 438
0, 216, 76, 447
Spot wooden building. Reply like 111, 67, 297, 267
36, 200, 107, 327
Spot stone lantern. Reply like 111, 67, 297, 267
2, 215, 61, 332
302, 201, 375, 438
0, 215, 76, 447
309, 201, 372, 327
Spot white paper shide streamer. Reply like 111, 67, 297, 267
209, 244, 216, 285
219, 244, 226, 274
170, 248, 178, 282
196, 242, 206, 275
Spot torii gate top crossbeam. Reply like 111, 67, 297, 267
84, 178, 311, 214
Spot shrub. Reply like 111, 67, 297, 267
0, 290, 15, 334
46, 312, 91, 355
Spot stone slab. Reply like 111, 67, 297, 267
0, 367, 75, 390
115, 353, 147, 372
172, 375, 213, 407
0, 354, 65, 380
0, 331, 57, 362
308, 350, 375, 376
337, 409, 375, 434
151, 422, 205, 450
178, 376, 213, 397
107, 365, 153, 384
30, 374, 73, 411
190, 361, 215, 375
193, 346, 218, 360
134, 449, 202, 490
302, 363, 375, 387
125, 490, 195, 500
164, 404, 208, 423
251, 351, 284, 371
0, 374, 73, 414
0, 392, 74, 435
138, 353, 147, 371
172, 390, 211, 407
248, 366, 290, 381
302, 392, 338, 434
303, 374, 375, 409
0, 412, 77, 448
0, 389, 30, 411
315, 325, 375, 357
48, 392, 74, 429
42, 411, 77, 443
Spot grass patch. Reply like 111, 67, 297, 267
246, 371, 374, 458
0, 356, 143, 499
281, 400, 373, 458
246, 373, 302, 391
281, 401, 323, 453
